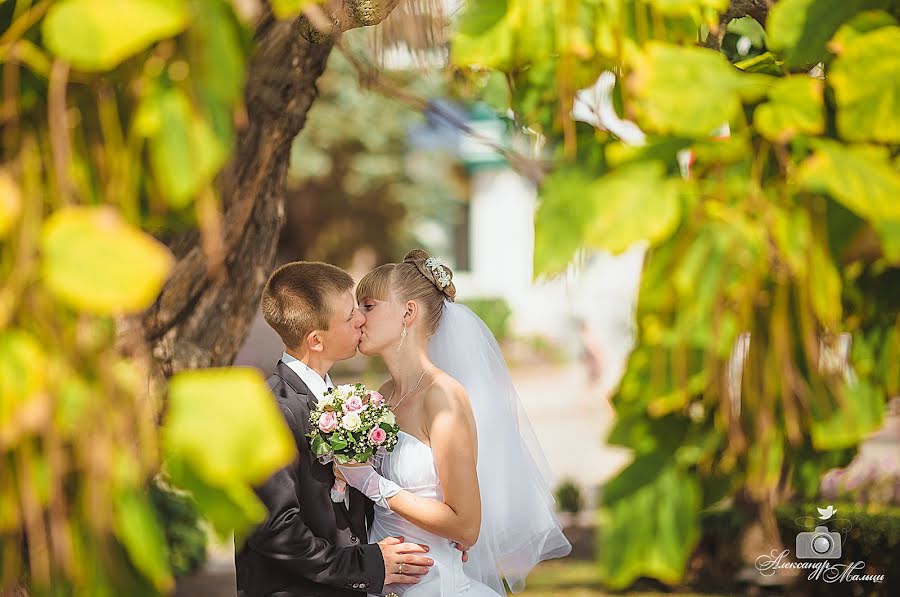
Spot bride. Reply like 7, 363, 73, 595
335, 250, 571, 596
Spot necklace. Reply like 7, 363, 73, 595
388, 363, 435, 411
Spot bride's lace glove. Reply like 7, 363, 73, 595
335, 463, 402, 511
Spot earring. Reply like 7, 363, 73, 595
397, 321, 407, 353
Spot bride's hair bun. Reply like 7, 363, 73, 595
403, 249, 457, 302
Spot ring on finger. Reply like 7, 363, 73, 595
398, 562, 404, 574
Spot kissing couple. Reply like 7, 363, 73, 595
235, 250, 571, 597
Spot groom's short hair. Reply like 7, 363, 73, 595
261, 261, 354, 350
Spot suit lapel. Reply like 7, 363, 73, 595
273, 360, 354, 521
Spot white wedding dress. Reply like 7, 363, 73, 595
368, 431, 497, 596
367, 302, 571, 595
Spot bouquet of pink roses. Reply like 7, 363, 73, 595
306, 383, 399, 501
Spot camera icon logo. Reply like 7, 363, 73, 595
796, 525, 842, 559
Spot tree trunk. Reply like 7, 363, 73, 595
141, 10, 333, 377
141, 2, 401, 378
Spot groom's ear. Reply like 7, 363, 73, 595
306, 329, 324, 353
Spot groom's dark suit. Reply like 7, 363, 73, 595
235, 361, 385, 597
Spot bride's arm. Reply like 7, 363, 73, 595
384, 384, 482, 548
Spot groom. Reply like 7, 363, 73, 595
235, 261, 434, 596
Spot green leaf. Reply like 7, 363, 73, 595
134, 87, 228, 208
599, 464, 701, 590
163, 368, 294, 487
797, 140, 900, 222
533, 168, 595, 276
0, 331, 45, 438
584, 163, 681, 253
166, 456, 265, 541
188, 0, 246, 106
40, 206, 174, 314
754, 76, 824, 142
734, 52, 785, 76
114, 489, 173, 592
829, 26, 900, 143
42, 0, 188, 72
808, 229, 842, 326
811, 380, 885, 450
329, 435, 348, 452
830, 10, 899, 49
535, 162, 681, 275
452, 0, 561, 70
630, 42, 768, 137
766, 0, 869, 67
311, 434, 330, 456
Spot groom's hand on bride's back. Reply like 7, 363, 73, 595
378, 535, 434, 585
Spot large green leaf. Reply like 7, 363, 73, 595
39, 207, 174, 314
754, 76, 824, 142
829, 26, 900, 143
452, 0, 550, 70
134, 87, 228, 208
533, 168, 595, 276
114, 489, 173, 592
797, 140, 900, 222
630, 42, 768, 137
42, 0, 188, 72
766, 0, 869, 67
584, 163, 681, 253
534, 163, 681, 275
600, 464, 701, 589
163, 368, 294, 487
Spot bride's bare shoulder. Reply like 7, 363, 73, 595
423, 371, 471, 415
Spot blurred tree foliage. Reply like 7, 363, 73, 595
0, 0, 406, 594
453, 0, 900, 590
281, 47, 463, 266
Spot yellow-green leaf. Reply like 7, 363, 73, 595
163, 368, 294, 487
808, 231, 842, 327
40, 207, 174, 314
754, 76, 824, 142
766, 0, 867, 67
0, 171, 22, 239
829, 25, 900, 143
271, 0, 320, 19
630, 43, 767, 137
0, 330, 46, 448
585, 163, 681, 253
797, 140, 900, 222
42, 0, 188, 72
876, 220, 900, 263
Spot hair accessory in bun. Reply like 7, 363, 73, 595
424, 256, 452, 289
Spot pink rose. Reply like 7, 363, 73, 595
368, 427, 387, 445
343, 396, 364, 413
368, 391, 384, 406
318, 411, 338, 433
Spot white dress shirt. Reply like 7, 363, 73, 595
280, 352, 350, 509
282, 351, 334, 402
